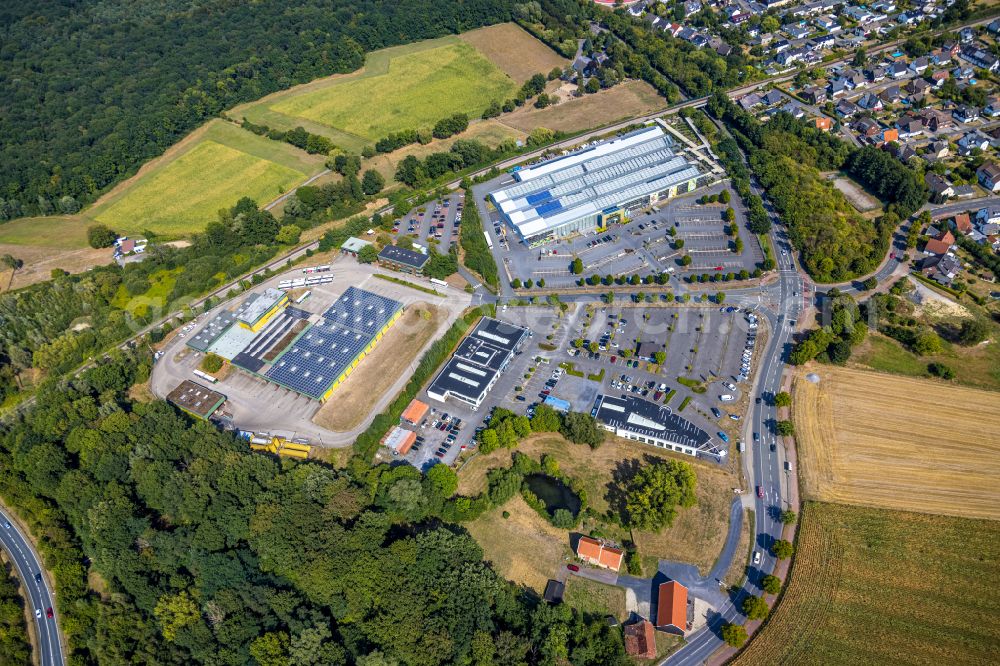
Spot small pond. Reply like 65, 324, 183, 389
524, 474, 582, 517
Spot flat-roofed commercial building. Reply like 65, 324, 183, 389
594, 394, 723, 458
427, 317, 529, 409
238, 288, 289, 333
489, 126, 701, 246
378, 244, 429, 274
166, 380, 226, 420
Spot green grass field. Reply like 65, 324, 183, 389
0, 216, 93, 248
734, 502, 1000, 666
257, 39, 516, 148
89, 120, 324, 238
562, 577, 627, 621
852, 331, 1000, 391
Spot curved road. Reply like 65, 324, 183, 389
0, 508, 64, 666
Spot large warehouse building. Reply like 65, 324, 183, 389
489, 126, 701, 246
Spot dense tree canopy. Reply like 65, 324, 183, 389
0, 0, 516, 219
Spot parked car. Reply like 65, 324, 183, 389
567, 564, 579, 572
717, 431, 730, 443
711, 407, 723, 418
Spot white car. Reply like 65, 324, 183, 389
753, 551, 761, 565
720, 394, 735, 402
724, 382, 737, 391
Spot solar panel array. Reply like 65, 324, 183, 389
264, 287, 401, 399
321, 286, 401, 337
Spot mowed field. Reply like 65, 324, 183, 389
791, 365, 1000, 520
733, 502, 1000, 666
89, 120, 326, 237
499, 80, 665, 134
241, 38, 514, 151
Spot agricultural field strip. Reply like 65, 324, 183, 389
793, 365, 1000, 520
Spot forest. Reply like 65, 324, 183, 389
0, 346, 631, 665
707, 93, 924, 283
0, 0, 516, 220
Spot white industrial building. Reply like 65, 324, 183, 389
489, 126, 702, 246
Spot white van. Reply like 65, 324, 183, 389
720, 394, 735, 402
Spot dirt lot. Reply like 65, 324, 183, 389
312, 303, 441, 431
465, 494, 572, 593
792, 364, 1000, 520
459, 433, 739, 576
830, 175, 881, 213
459, 23, 568, 83
0, 243, 112, 293
499, 80, 664, 134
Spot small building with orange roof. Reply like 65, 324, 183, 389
401, 399, 429, 425
656, 580, 689, 635
575, 536, 624, 572
813, 116, 833, 131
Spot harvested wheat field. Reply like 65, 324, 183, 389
792, 365, 1000, 520
458, 23, 568, 83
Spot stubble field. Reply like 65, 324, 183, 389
791, 364, 1000, 520
733, 501, 1000, 666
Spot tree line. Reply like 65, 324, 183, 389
239, 119, 337, 155
0, 0, 516, 220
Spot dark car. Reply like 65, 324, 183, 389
516, 395, 526, 402
753, 432, 760, 442
770, 443, 776, 452
711, 407, 722, 418
34, 573, 42, 583
46, 608, 53, 619
756, 486, 764, 498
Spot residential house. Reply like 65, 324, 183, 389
896, 117, 924, 139
889, 62, 910, 79
854, 117, 881, 139
918, 108, 952, 132
684, 0, 703, 15
952, 65, 975, 81
727, 7, 752, 24
872, 0, 896, 12
952, 213, 973, 235
772, 38, 791, 53
958, 132, 990, 156
953, 105, 980, 123
762, 89, 784, 106
895, 143, 918, 162
977, 162, 1000, 192
984, 97, 1000, 118
867, 65, 888, 82
923, 228, 955, 255
857, 92, 884, 111
929, 48, 952, 67
977, 206, 1000, 234
925, 173, 954, 200
953, 185, 976, 198
989, 18, 1000, 34
623, 620, 657, 659
813, 116, 833, 131
960, 45, 1000, 73
927, 69, 950, 88
802, 86, 827, 104
942, 41, 961, 58
836, 98, 860, 117
739, 93, 763, 111
777, 47, 808, 66
810, 34, 835, 50
959, 26, 975, 43
828, 78, 848, 98
779, 101, 806, 119
844, 70, 867, 89
880, 85, 903, 105
844, 6, 873, 22
909, 56, 929, 75
879, 127, 899, 144
907, 78, 930, 96
927, 140, 950, 158
575, 536, 624, 571
814, 15, 839, 31
785, 23, 811, 39
921, 252, 962, 286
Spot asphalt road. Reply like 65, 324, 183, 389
0, 508, 64, 666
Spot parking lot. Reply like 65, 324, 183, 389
389, 192, 464, 252
472, 179, 764, 292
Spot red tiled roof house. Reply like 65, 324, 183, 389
623, 619, 657, 659
575, 536, 624, 572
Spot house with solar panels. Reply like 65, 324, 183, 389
427, 317, 529, 409
489, 126, 702, 247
